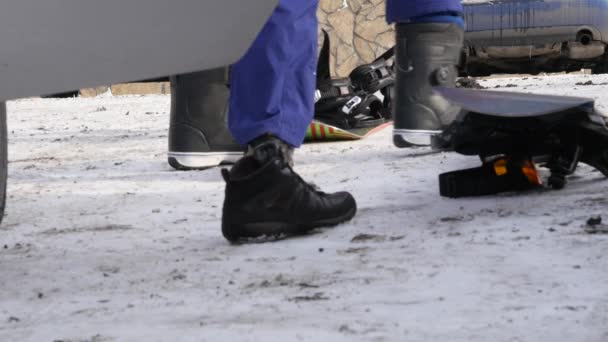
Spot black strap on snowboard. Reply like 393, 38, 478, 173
349, 53, 395, 95
316, 77, 355, 113
316, 93, 385, 129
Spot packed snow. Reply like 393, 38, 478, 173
2, 73, 608, 342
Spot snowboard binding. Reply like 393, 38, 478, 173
434, 86, 608, 198
439, 157, 542, 198
314, 30, 394, 131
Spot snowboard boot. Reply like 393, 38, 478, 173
221, 135, 357, 242
168, 67, 244, 170
392, 22, 464, 148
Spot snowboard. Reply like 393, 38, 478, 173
433, 86, 608, 197
305, 120, 392, 142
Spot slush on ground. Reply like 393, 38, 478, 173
2, 74, 608, 341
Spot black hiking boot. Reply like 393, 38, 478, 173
392, 23, 464, 148
168, 67, 244, 170
221, 136, 357, 242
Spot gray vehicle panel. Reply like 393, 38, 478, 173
0, 0, 278, 101
464, 0, 608, 46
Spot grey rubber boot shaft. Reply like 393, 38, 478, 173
393, 23, 464, 146
169, 67, 241, 154
168, 67, 243, 170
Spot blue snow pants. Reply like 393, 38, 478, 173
229, 0, 462, 147
228, 0, 319, 147
386, 0, 463, 23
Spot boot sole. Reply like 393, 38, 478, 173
222, 206, 357, 243
168, 151, 242, 170
393, 129, 442, 148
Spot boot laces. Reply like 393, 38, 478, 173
284, 164, 325, 194
248, 135, 323, 194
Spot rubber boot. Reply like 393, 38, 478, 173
168, 67, 243, 170
392, 23, 464, 148
221, 136, 357, 242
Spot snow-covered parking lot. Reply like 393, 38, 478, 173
2, 74, 608, 342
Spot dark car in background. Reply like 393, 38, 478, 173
462, 0, 608, 76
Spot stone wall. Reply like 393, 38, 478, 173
318, 0, 394, 77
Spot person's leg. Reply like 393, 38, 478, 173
387, 0, 465, 147
222, 0, 357, 242
228, 0, 318, 148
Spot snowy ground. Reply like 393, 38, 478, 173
2, 74, 608, 342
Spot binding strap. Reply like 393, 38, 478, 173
349, 58, 395, 94
316, 93, 385, 130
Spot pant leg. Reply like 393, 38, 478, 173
386, 0, 463, 23
229, 0, 319, 147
